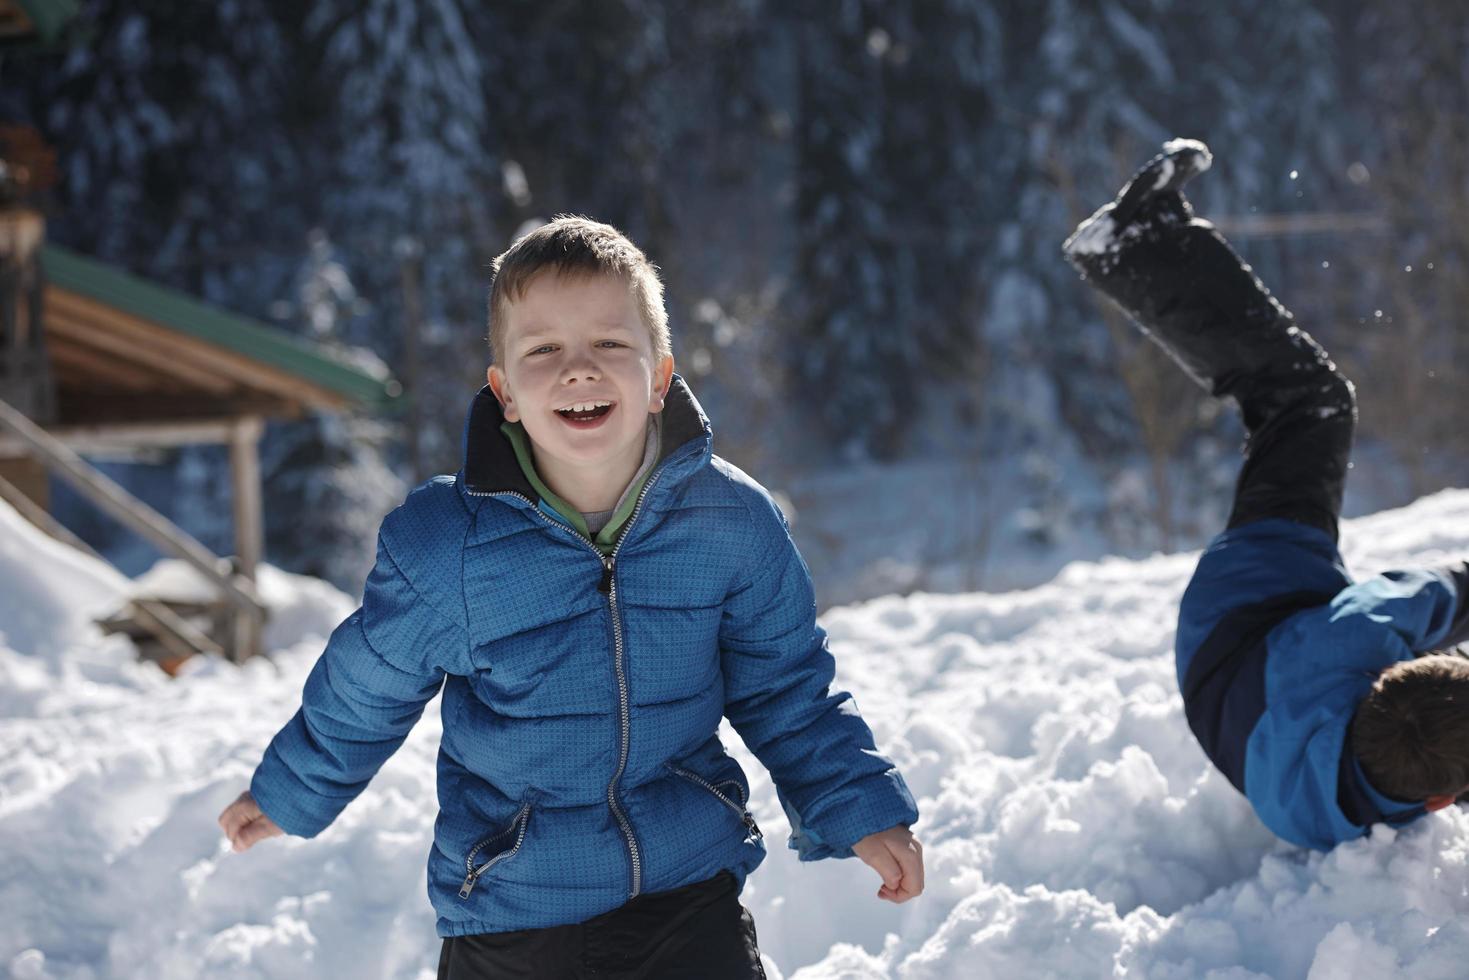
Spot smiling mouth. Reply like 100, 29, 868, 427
555, 402, 614, 424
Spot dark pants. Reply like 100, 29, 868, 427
436, 872, 766, 980
1074, 206, 1357, 541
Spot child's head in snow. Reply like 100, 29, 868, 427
1352, 653, 1469, 809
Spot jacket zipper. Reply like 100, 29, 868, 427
667, 764, 763, 844
458, 801, 532, 899
467, 468, 665, 900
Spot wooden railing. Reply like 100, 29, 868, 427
0, 395, 266, 662
0, 207, 54, 423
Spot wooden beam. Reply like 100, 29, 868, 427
0, 394, 264, 614
45, 305, 238, 394
0, 470, 94, 555
131, 599, 227, 662
46, 288, 352, 412
0, 418, 241, 458
52, 390, 295, 427
45, 308, 237, 396
49, 343, 160, 391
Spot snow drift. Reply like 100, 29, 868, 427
3, 490, 1469, 979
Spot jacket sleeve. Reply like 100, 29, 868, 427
719, 490, 918, 861
1425, 561, 1469, 650
1333, 561, 1469, 654
250, 507, 471, 838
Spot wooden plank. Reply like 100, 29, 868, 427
52, 390, 293, 428
46, 288, 351, 412
0, 470, 88, 554
45, 305, 238, 393
48, 343, 160, 390
0, 394, 265, 613
131, 598, 226, 662
0, 418, 239, 457
46, 305, 240, 394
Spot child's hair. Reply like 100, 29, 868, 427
1352, 653, 1469, 801
486, 215, 671, 364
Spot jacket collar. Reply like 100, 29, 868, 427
459, 374, 712, 500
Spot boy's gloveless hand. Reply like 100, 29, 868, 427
218, 790, 284, 853
852, 825, 924, 903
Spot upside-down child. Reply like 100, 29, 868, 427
1064, 140, 1469, 850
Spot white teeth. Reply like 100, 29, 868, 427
558, 401, 612, 413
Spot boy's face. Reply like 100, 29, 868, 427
488, 271, 673, 482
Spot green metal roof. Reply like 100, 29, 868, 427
41, 243, 400, 410
17, 0, 79, 43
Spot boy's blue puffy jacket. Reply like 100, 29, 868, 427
1177, 517, 1469, 850
250, 378, 919, 936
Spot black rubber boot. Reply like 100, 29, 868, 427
1063, 139, 1357, 540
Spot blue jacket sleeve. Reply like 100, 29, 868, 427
719, 489, 919, 861
1245, 563, 1466, 850
250, 509, 471, 838
1330, 561, 1469, 653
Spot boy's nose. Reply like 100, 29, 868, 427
560, 354, 601, 383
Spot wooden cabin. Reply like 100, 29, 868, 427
0, 195, 398, 670
0, 14, 397, 671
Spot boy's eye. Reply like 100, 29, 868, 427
597, 341, 625, 349
528, 345, 557, 355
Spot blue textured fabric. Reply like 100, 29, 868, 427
250, 378, 919, 936
1177, 518, 1462, 849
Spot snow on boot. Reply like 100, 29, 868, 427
1060, 138, 1332, 400
1063, 138, 1212, 276
1063, 138, 1356, 536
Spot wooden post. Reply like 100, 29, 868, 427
230, 416, 264, 581
0, 207, 53, 422
229, 415, 265, 662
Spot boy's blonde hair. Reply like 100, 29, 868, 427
486, 215, 671, 364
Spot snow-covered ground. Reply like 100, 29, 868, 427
3, 489, 1469, 979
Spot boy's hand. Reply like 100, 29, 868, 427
852, 825, 924, 903
218, 791, 284, 853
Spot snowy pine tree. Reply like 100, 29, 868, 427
787, 0, 1005, 460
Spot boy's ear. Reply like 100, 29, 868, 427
1426, 793, 1457, 813
487, 365, 520, 422
649, 355, 675, 413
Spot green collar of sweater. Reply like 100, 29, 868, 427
499, 418, 661, 553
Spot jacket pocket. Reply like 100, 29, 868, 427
666, 764, 763, 844
458, 802, 533, 900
